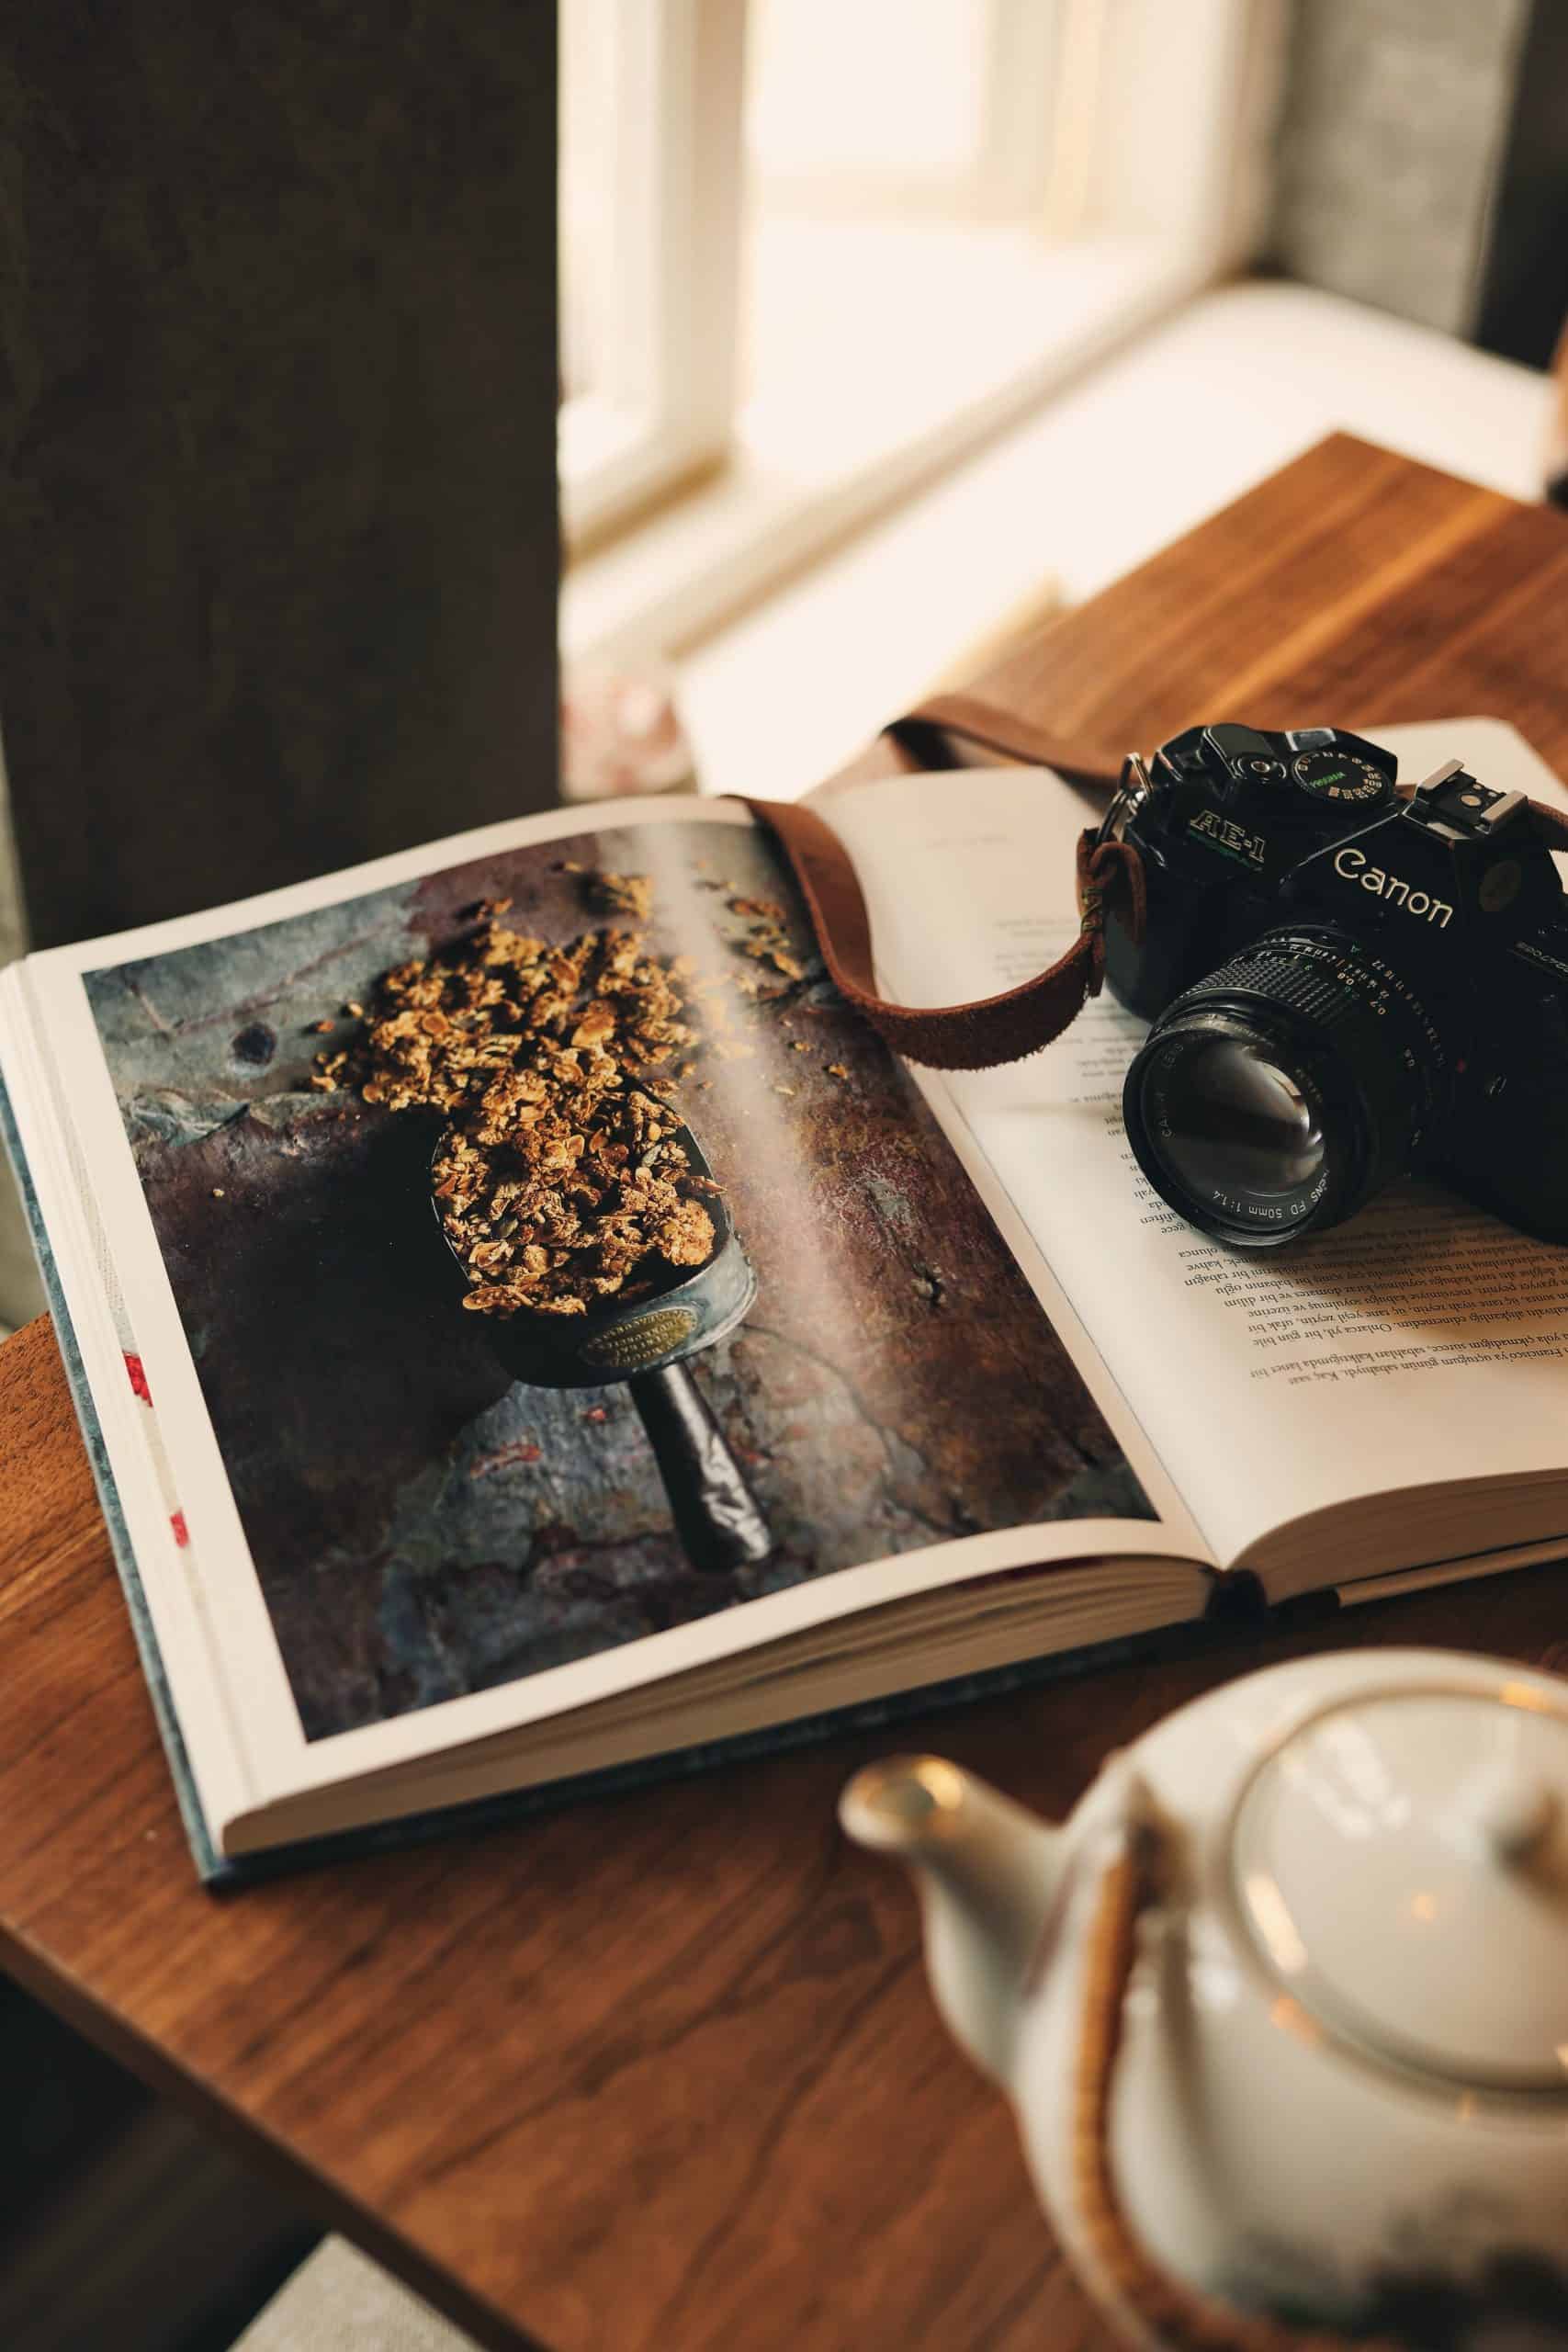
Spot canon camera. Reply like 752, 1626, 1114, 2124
1101, 723, 1568, 1247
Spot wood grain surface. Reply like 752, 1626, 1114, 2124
4, 436, 1568, 2352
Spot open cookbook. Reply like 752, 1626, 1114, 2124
5, 717, 1567, 1880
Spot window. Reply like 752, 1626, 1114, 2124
561, 0, 1280, 658
559, 0, 747, 546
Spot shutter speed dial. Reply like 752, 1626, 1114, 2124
1292, 749, 1392, 808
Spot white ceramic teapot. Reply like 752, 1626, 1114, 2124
841, 1648, 1568, 2350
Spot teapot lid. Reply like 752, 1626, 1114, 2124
1232, 1684, 1568, 2092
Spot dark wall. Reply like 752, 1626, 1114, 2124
1474, 3, 1568, 368
0, 6, 558, 949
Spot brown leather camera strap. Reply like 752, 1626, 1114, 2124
886, 689, 1127, 796
741, 692, 1138, 1073
740, 689, 1568, 1073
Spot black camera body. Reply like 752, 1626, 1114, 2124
1104, 723, 1568, 1246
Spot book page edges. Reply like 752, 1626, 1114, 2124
1240, 1477, 1568, 1600
222, 1552, 1209, 1855
1337, 1536, 1568, 1607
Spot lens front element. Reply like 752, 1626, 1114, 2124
1124, 931, 1447, 1247
1153, 1038, 1326, 1207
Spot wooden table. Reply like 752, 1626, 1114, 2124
5, 435, 1568, 2352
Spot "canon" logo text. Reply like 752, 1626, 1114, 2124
1332, 846, 1453, 928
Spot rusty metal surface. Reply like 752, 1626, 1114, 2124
85, 820, 1153, 1742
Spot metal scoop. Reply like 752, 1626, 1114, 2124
434, 1126, 772, 1576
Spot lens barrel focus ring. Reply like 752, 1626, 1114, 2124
1168, 936, 1445, 1140
1171, 943, 1378, 1036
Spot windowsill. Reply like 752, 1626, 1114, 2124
669, 281, 1552, 804
558, 395, 689, 549
562, 232, 1214, 666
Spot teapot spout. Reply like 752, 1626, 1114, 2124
840, 1755, 1063, 2085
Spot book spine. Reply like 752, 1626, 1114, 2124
0, 1057, 225, 1883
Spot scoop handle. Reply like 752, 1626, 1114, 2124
628, 1364, 772, 1575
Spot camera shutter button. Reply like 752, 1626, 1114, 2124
1245, 756, 1288, 782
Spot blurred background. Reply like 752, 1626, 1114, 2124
3, 4, 1568, 2345
558, 0, 1564, 805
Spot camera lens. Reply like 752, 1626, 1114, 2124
1153, 1040, 1325, 1203
1123, 930, 1447, 1246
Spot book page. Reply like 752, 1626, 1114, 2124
815, 722, 1568, 1575
7, 789, 1193, 1831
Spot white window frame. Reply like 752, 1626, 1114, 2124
563, 0, 1285, 661
560, 0, 747, 549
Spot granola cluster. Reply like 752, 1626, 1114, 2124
716, 893, 806, 989
313, 896, 721, 1318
